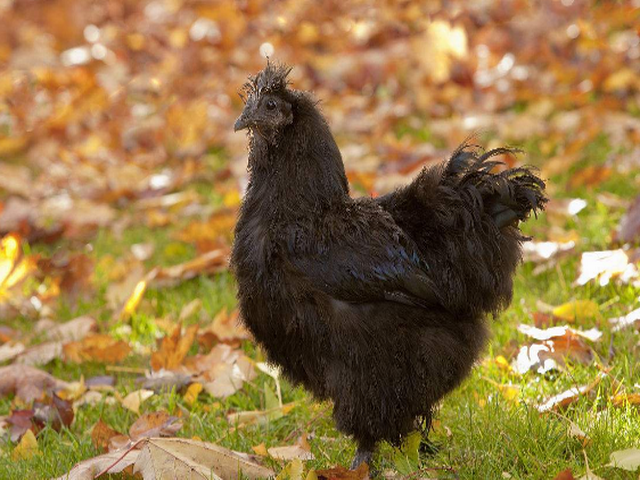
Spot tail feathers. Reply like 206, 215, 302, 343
444, 143, 548, 228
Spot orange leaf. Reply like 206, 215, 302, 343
64, 334, 131, 364
151, 323, 199, 371
91, 419, 123, 452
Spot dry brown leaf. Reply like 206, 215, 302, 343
54, 448, 140, 480
537, 373, 605, 412
612, 393, 640, 407
91, 419, 123, 453
0, 365, 69, 403
63, 334, 131, 364
567, 165, 611, 190
120, 389, 154, 414
618, 194, 640, 244
175, 209, 237, 252
129, 411, 182, 441
553, 469, 576, 480
45, 315, 97, 343
227, 402, 298, 429
133, 437, 275, 480
105, 263, 146, 310
151, 323, 199, 371
15, 341, 64, 366
199, 308, 250, 348
149, 249, 229, 287
185, 343, 256, 398
316, 462, 369, 480
0, 341, 25, 363
268, 435, 315, 461
514, 326, 597, 375
179, 298, 203, 322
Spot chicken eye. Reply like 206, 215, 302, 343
266, 99, 277, 111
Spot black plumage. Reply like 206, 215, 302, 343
231, 63, 547, 468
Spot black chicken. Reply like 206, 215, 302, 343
231, 63, 546, 469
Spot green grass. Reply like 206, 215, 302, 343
2, 136, 640, 479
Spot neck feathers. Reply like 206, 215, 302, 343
247, 92, 349, 210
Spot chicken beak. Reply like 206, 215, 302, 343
234, 112, 251, 132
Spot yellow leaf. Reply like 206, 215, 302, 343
222, 190, 241, 208
0, 137, 27, 157
252, 442, 268, 457
12, 430, 39, 461
276, 458, 304, 480
120, 279, 148, 320
495, 355, 512, 372
183, 382, 203, 406
552, 300, 600, 323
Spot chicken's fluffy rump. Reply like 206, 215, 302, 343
231, 62, 547, 468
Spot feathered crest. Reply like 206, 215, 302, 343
239, 60, 293, 104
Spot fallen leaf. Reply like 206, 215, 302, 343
316, 463, 369, 480
269, 435, 315, 461
15, 341, 63, 366
175, 209, 237, 252
575, 250, 639, 287
0, 365, 69, 403
31, 394, 74, 432
608, 307, 640, 332
227, 402, 298, 429
612, 393, 640, 407
11, 429, 39, 460
0, 341, 25, 363
186, 343, 256, 399
607, 448, 640, 471
199, 308, 250, 347
518, 324, 602, 342
91, 419, 123, 452
45, 315, 97, 343
253, 443, 269, 457
140, 370, 193, 393
133, 437, 275, 479
64, 334, 131, 364
105, 262, 145, 309
567, 421, 590, 447
119, 279, 148, 320
523, 241, 576, 264
56, 378, 87, 401
552, 300, 601, 324
7, 409, 36, 442
129, 411, 182, 440
54, 447, 140, 480
514, 328, 595, 375
553, 469, 575, 480
537, 373, 605, 412
179, 298, 203, 322
618, 194, 640, 244
567, 165, 611, 190
131, 243, 155, 261
149, 249, 229, 288
120, 389, 154, 414
276, 458, 304, 480
183, 382, 203, 406
151, 323, 199, 371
